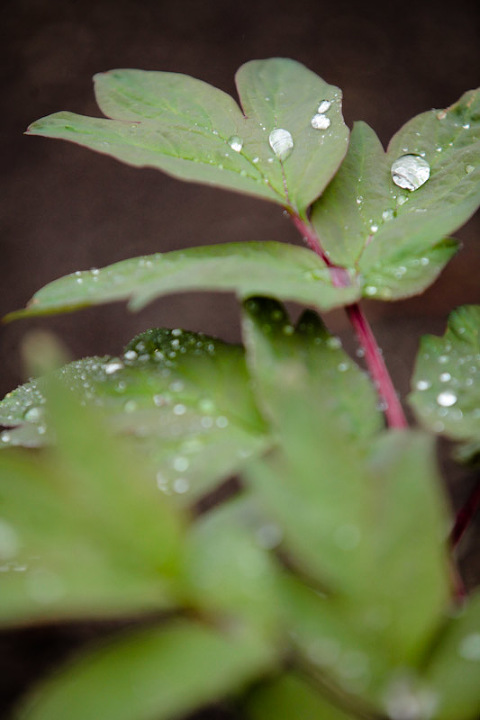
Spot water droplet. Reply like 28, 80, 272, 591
391, 155, 430, 192
338, 362, 350, 372
437, 391, 457, 407
256, 523, 283, 549
24, 406, 44, 423
458, 633, 480, 661
268, 128, 294, 161
227, 135, 243, 152
382, 209, 394, 221
370, 224, 379, 233
123, 400, 138, 413
364, 286, 378, 296
215, 416, 229, 428
415, 380, 431, 391
123, 350, 137, 362
384, 677, 438, 720
311, 114, 331, 130
1, 432, 11, 443
173, 456, 189, 472
173, 477, 190, 494
198, 397, 215, 413
169, 380, 185, 393
173, 403, 186, 416
317, 100, 332, 114
466, 164, 475, 174
439, 372, 452, 382
104, 361, 124, 375
200, 416, 214, 429
437, 110, 447, 120
326, 337, 342, 349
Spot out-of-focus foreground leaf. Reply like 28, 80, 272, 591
0, 374, 184, 625
0, 328, 270, 501
15, 619, 277, 720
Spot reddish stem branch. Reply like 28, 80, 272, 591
290, 214, 408, 429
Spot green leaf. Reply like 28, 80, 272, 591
27, 59, 349, 216
424, 591, 480, 720
181, 495, 283, 635
15, 619, 277, 720
0, 328, 270, 500
312, 85, 480, 300
0, 377, 184, 626
6, 242, 359, 322
241, 298, 451, 663
242, 297, 383, 446
408, 305, 480, 449
245, 673, 355, 720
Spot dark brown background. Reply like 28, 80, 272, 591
1, 0, 480, 715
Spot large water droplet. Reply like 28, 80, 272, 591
391, 155, 430, 191
311, 114, 331, 130
227, 135, 243, 152
437, 390, 457, 407
268, 128, 294, 161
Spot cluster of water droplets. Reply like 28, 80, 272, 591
311, 99, 332, 131
413, 333, 480, 433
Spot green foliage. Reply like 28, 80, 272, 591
5, 242, 358, 321
2, 58, 480, 720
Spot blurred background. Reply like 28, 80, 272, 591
1, 0, 480, 714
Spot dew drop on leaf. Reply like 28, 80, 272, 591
317, 100, 332, 114
268, 128, 294, 161
24, 406, 44, 423
311, 114, 331, 130
391, 155, 430, 192
415, 380, 431, 391
436, 390, 457, 407
104, 361, 124, 375
227, 135, 243, 152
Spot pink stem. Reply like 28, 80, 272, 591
291, 215, 408, 429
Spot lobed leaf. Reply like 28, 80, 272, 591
0, 378, 185, 626
242, 298, 451, 665
27, 59, 349, 217
408, 305, 480, 450
312, 86, 480, 300
15, 619, 277, 720
424, 591, 480, 720
245, 673, 355, 720
5, 242, 359, 322
0, 328, 270, 500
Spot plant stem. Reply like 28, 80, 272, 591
291, 215, 408, 429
